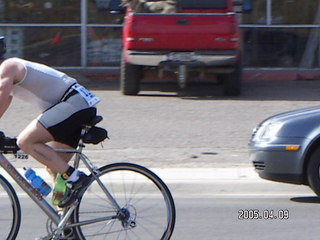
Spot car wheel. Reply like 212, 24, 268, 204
307, 147, 320, 196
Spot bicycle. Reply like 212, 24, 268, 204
0, 115, 176, 240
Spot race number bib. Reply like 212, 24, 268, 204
72, 83, 101, 107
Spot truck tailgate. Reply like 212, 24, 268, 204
124, 13, 239, 51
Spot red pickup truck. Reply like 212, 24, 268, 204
118, 0, 242, 96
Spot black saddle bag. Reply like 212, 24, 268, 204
83, 127, 108, 144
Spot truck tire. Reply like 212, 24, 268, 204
120, 56, 142, 95
222, 62, 242, 96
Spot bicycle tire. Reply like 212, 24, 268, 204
72, 162, 176, 240
0, 174, 21, 240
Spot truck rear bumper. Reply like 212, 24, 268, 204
126, 50, 238, 67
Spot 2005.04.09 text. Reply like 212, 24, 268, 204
238, 209, 289, 220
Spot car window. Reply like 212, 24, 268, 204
177, 0, 227, 9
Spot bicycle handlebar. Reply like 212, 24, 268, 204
0, 131, 20, 154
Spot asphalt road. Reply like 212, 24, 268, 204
11, 179, 320, 240
174, 195, 320, 240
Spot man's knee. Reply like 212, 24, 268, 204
17, 120, 54, 152
16, 134, 30, 152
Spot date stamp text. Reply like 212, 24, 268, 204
238, 209, 289, 220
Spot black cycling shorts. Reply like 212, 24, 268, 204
38, 93, 97, 148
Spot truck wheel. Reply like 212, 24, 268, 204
307, 147, 320, 197
223, 62, 242, 96
120, 57, 142, 95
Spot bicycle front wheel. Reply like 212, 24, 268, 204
0, 174, 21, 240
72, 162, 176, 240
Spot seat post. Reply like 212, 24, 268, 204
74, 126, 89, 169
78, 124, 92, 148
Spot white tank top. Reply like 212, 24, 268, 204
10, 58, 77, 111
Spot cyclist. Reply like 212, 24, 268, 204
0, 36, 99, 208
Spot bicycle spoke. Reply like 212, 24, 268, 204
72, 163, 175, 240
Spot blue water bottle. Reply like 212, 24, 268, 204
24, 168, 52, 196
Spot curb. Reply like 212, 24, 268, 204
154, 167, 259, 182
4, 168, 314, 197
75, 68, 320, 83
0, 167, 259, 184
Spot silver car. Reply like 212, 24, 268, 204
249, 105, 320, 196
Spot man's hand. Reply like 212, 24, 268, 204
0, 132, 20, 154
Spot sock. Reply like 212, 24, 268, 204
67, 169, 80, 183
61, 166, 76, 181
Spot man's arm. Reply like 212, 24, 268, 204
0, 95, 12, 118
0, 60, 17, 118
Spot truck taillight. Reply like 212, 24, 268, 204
230, 18, 239, 33
230, 20, 240, 44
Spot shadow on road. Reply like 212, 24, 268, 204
290, 196, 320, 204
140, 79, 320, 101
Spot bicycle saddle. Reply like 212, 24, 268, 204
87, 115, 103, 127
82, 116, 109, 144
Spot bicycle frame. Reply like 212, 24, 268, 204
0, 153, 60, 224
0, 145, 122, 234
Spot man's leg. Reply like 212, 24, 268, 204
17, 119, 70, 175
46, 141, 74, 183
18, 118, 91, 208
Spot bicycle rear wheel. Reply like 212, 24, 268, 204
0, 174, 21, 240
72, 162, 176, 240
